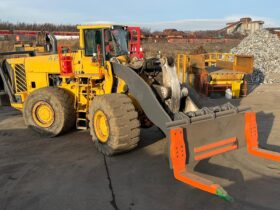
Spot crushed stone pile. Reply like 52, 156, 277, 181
231, 30, 280, 84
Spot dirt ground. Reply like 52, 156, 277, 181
141, 40, 240, 58
1, 84, 280, 210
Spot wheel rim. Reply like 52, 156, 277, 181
32, 101, 55, 128
93, 110, 109, 143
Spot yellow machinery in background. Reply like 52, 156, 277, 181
13, 43, 45, 53
13, 31, 58, 54
1, 24, 280, 201
177, 53, 254, 98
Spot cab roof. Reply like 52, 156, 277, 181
77, 24, 126, 30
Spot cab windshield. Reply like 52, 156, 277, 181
105, 28, 129, 58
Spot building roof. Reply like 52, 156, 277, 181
251, 21, 264, 24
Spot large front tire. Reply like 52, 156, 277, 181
89, 94, 140, 156
23, 87, 76, 137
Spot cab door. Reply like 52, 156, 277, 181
81, 29, 104, 74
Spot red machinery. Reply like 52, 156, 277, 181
128, 27, 144, 59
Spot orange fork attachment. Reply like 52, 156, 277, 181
169, 112, 280, 201
245, 112, 280, 162
170, 128, 233, 201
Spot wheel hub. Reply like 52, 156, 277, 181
93, 110, 109, 143
32, 101, 55, 128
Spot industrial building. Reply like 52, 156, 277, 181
224, 17, 264, 34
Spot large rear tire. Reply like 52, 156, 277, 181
23, 87, 76, 137
89, 94, 140, 156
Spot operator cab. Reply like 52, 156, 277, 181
79, 24, 129, 63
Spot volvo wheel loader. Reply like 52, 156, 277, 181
1, 24, 280, 201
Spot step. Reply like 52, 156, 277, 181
77, 118, 87, 121
76, 126, 88, 130
77, 84, 89, 87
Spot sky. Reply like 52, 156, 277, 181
0, 0, 279, 31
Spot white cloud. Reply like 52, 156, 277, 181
136, 19, 229, 31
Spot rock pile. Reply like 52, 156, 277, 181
231, 30, 280, 84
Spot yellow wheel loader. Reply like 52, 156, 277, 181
1, 24, 280, 201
